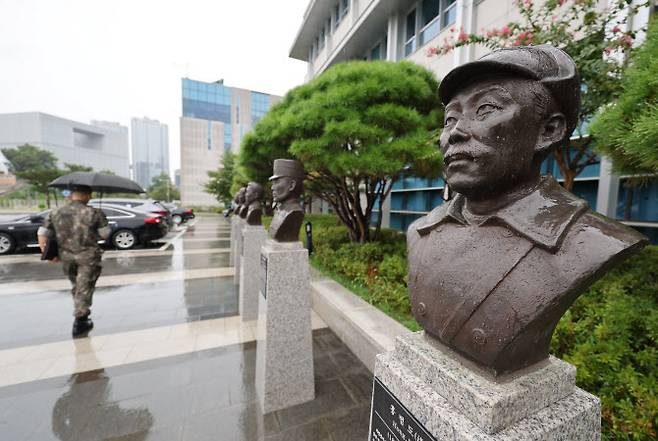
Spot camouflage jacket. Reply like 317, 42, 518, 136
39, 200, 110, 258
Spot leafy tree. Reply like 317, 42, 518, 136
427, 0, 648, 190
147, 172, 179, 202
239, 60, 443, 242
63, 163, 93, 173
1, 144, 62, 207
205, 151, 236, 206
590, 18, 658, 176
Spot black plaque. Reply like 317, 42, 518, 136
369, 377, 436, 441
260, 253, 267, 298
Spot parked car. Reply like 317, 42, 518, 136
96, 204, 168, 250
0, 204, 168, 254
0, 211, 49, 255
89, 198, 173, 227
162, 203, 195, 225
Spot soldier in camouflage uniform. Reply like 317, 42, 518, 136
37, 185, 112, 337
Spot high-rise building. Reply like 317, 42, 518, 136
290, 0, 657, 242
130, 117, 169, 190
180, 78, 281, 207
0, 112, 129, 177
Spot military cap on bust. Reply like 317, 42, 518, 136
269, 159, 305, 181
439, 45, 580, 138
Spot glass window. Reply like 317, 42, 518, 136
422, 0, 440, 26
341, 0, 349, 18
333, 5, 340, 29
370, 43, 381, 60
442, 0, 457, 28
236, 96, 240, 124
405, 9, 417, 56
319, 28, 325, 50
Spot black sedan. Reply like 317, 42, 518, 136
163, 203, 195, 225
0, 205, 168, 255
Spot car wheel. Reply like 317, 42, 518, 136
172, 214, 183, 225
0, 233, 15, 255
112, 229, 137, 250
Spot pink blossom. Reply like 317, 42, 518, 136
458, 31, 469, 42
426, 46, 440, 56
449, 26, 455, 33
558, 0, 567, 6
501, 26, 511, 36
612, 26, 622, 33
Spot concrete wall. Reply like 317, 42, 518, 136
0, 112, 129, 177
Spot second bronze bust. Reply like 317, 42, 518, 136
269, 159, 304, 242
245, 182, 264, 226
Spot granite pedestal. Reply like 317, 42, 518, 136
238, 224, 268, 322
369, 332, 600, 440
233, 217, 245, 285
229, 216, 238, 266
255, 240, 315, 413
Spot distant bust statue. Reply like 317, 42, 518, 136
234, 187, 246, 218
269, 159, 304, 242
245, 181, 264, 226
408, 45, 647, 376
237, 186, 248, 219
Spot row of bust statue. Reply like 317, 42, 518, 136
232, 159, 305, 243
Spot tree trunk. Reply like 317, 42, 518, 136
561, 169, 576, 191
45, 188, 51, 208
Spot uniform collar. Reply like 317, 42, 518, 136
415, 176, 588, 252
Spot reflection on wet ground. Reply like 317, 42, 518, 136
0, 277, 238, 350
0, 330, 371, 441
0, 253, 230, 282
0, 215, 372, 440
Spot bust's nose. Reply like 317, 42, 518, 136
448, 122, 471, 144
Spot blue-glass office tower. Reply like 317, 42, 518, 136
180, 78, 280, 206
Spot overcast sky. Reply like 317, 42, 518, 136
0, 0, 309, 176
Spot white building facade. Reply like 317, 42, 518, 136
0, 112, 130, 178
130, 117, 170, 190
180, 79, 281, 207
290, 0, 658, 242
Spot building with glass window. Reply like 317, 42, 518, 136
290, 0, 658, 242
0, 112, 129, 177
180, 79, 281, 207
130, 117, 169, 190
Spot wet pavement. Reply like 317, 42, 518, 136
0, 214, 372, 440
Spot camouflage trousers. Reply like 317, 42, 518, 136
62, 258, 102, 318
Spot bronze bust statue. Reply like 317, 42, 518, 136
237, 187, 248, 219
269, 159, 305, 242
245, 182, 264, 226
233, 187, 246, 218
407, 45, 647, 376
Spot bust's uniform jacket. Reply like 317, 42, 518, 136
407, 176, 646, 375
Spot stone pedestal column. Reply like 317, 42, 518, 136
233, 218, 245, 286
369, 332, 600, 440
229, 216, 239, 266
255, 240, 315, 413
239, 224, 268, 322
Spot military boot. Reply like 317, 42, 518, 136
72, 313, 94, 338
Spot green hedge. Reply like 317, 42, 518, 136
304, 215, 657, 440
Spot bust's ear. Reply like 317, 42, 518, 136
536, 112, 566, 157
289, 179, 298, 192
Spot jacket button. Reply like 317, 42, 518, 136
416, 302, 427, 316
472, 328, 487, 346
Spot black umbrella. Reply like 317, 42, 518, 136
48, 172, 144, 194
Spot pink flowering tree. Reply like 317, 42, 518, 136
427, 0, 648, 190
